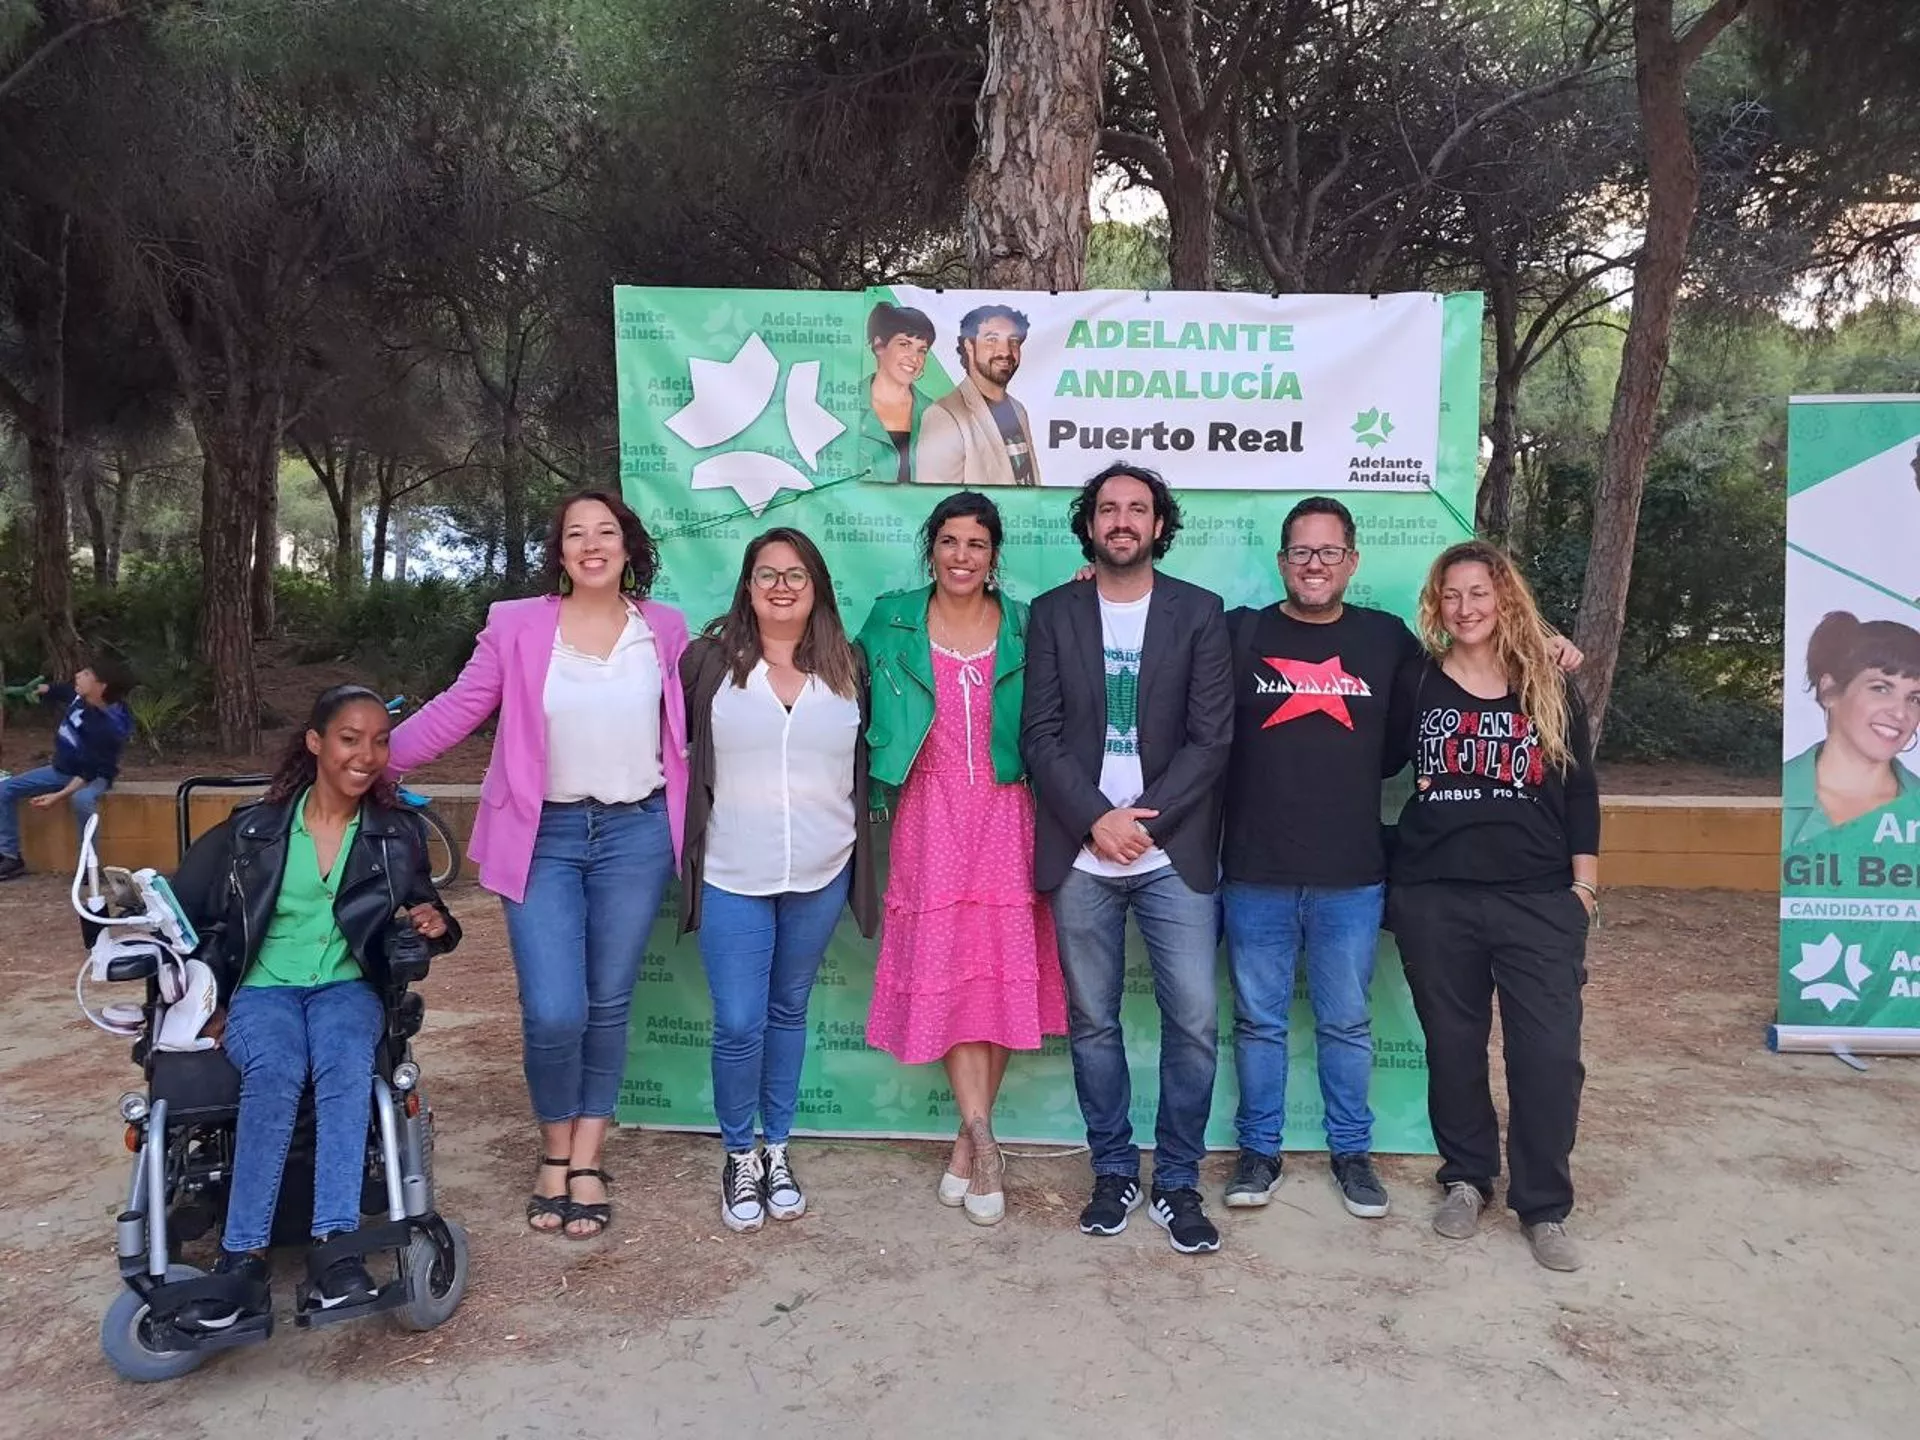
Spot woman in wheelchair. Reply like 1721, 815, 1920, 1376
169, 685, 460, 1326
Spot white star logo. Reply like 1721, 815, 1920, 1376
1791, 933, 1871, 1012
663, 334, 845, 515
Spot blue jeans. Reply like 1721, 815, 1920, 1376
502, 796, 675, 1124
1049, 866, 1220, 1193
1223, 881, 1385, 1156
698, 864, 851, 1151
221, 979, 384, 1252
0, 765, 109, 861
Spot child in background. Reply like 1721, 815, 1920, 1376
0, 656, 137, 880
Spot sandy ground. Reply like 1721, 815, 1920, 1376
2, 879, 1913, 1440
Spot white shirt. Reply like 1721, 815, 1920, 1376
543, 611, 665, 804
1075, 590, 1171, 878
704, 661, 860, 895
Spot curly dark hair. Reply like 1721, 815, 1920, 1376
538, 489, 660, 597
264, 685, 400, 807
1068, 463, 1183, 562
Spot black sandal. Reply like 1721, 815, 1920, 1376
527, 1155, 572, 1233
565, 1168, 613, 1240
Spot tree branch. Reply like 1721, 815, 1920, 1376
1675, 0, 1751, 72
0, 5, 155, 107
1098, 126, 1176, 196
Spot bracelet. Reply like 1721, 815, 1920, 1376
1570, 880, 1598, 900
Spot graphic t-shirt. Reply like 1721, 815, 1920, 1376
988, 395, 1036, 487
1222, 603, 1421, 887
1389, 660, 1601, 891
1075, 591, 1170, 877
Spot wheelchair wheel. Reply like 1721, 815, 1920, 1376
396, 1220, 469, 1332
101, 1265, 210, 1383
419, 806, 462, 888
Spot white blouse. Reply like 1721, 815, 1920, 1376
704, 660, 860, 896
543, 611, 665, 804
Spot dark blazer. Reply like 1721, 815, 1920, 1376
677, 635, 880, 938
1020, 573, 1234, 893
173, 796, 462, 1006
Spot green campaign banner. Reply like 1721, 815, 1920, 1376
1778, 397, 1920, 1035
615, 285, 1483, 1151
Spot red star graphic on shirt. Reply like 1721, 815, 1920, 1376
1260, 655, 1366, 730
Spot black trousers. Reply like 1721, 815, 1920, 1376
1387, 882, 1588, 1225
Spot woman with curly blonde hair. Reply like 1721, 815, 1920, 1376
1387, 540, 1600, 1273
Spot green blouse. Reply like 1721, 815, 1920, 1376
242, 790, 364, 989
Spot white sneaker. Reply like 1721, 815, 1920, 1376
763, 1142, 806, 1221
722, 1149, 764, 1233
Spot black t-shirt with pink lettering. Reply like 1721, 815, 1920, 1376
1388, 660, 1601, 890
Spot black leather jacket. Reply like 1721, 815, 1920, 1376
173, 794, 461, 1004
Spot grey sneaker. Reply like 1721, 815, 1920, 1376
1523, 1220, 1583, 1272
1433, 1181, 1485, 1240
1223, 1150, 1283, 1208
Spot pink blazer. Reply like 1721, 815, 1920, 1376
389, 595, 691, 903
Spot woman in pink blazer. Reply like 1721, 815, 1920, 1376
391, 490, 690, 1240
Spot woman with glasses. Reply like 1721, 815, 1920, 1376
855, 490, 1066, 1226
679, 529, 877, 1232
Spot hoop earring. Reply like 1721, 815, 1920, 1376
621, 561, 638, 593
986, 564, 1001, 593
558, 572, 574, 597
1904, 729, 1918, 756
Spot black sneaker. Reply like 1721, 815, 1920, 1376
1149, 1187, 1222, 1254
179, 1248, 269, 1331
1078, 1174, 1144, 1236
0, 854, 23, 882
314, 1253, 378, 1309
1330, 1152, 1390, 1218
1223, 1149, 1283, 1208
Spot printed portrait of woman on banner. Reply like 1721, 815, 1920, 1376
860, 302, 936, 484
1782, 609, 1920, 847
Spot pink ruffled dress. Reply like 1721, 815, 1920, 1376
866, 642, 1067, 1064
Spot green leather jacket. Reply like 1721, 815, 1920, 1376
854, 586, 1030, 793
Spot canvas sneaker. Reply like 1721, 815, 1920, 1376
722, 1149, 765, 1233
1078, 1174, 1144, 1236
1223, 1150, 1283, 1208
1149, 1187, 1222, 1254
1330, 1152, 1390, 1218
763, 1142, 806, 1221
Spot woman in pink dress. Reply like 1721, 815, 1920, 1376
855, 491, 1067, 1226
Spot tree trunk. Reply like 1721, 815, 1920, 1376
107, 452, 136, 584
251, 436, 279, 637
336, 447, 363, 589
501, 409, 528, 587
77, 449, 111, 586
19, 210, 80, 676
963, 0, 1114, 288
1477, 270, 1522, 539
1571, 0, 1747, 746
392, 507, 412, 583
196, 446, 261, 750
370, 458, 395, 584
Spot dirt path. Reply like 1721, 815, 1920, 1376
2, 881, 1912, 1439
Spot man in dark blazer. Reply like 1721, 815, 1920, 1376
1021, 462, 1234, 1255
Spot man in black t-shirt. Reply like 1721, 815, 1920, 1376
1219, 496, 1416, 1221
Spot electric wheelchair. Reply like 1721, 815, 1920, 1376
82, 777, 470, 1382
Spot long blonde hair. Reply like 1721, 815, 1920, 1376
1415, 540, 1574, 772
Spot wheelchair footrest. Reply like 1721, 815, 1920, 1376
291, 1219, 420, 1329
140, 1274, 275, 1351
293, 1278, 407, 1330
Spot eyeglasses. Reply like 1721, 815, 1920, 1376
1281, 545, 1354, 567
751, 567, 812, 591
